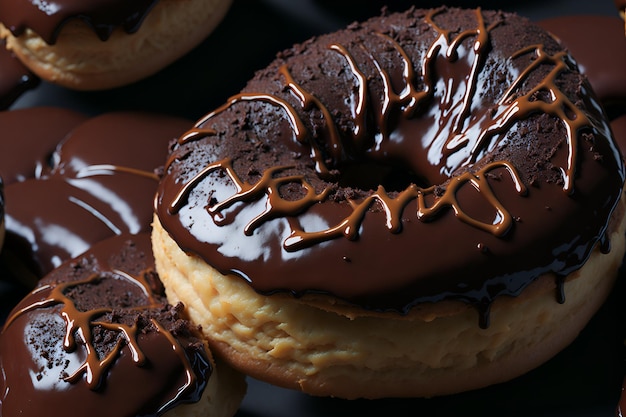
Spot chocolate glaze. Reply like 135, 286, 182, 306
3, 111, 191, 278
0, 107, 87, 184
538, 15, 626, 119
0, 233, 211, 417
0, 39, 39, 110
0, 0, 159, 44
155, 7, 625, 321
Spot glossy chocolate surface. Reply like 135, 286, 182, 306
156, 8, 624, 319
3, 110, 191, 278
0, 233, 211, 417
0, 107, 87, 184
0, 0, 159, 43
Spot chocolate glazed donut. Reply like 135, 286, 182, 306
0, 233, 211, 417
155, 7, 624, 325
0, 0, 233, 90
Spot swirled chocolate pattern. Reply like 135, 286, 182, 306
0, 233, 211, 417
155, 7, 624, 320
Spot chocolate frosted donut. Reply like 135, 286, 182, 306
3, 110, 190, 281
0, 233, 245, 417
0, 0, 233, 90
153, 7, 626, 398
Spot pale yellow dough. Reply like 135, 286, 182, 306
152, 197, 626, 399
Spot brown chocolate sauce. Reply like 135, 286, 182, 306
0, 233, 211, 417
0, 0, 159, 43
3, 110, 191, 278
155, 8, 624, 324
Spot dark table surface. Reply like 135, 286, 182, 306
4, 0, 626, 416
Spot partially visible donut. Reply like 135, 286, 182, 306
0, 233, 245, 417
153, 7, 626, 398
2, 109, 190, 282
0, 0, 233, 90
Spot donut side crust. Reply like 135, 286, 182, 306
151, 196, 626, 399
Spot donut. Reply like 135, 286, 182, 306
0, 0, 233, 90
0, 39, 38, 109
152, 7, 626, 399
538, 15, 626, 119
1, 109, 190, 283
0, 232, 246, 417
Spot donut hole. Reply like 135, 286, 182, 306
336, 160, 428, 193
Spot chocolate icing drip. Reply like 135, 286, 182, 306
0, 233, 211, 417
0, 0, 159, 43
155, 8, 624, 319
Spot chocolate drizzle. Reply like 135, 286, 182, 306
155, 8, 624, 320
0, 234, 211, 417
4, 275, 158, 390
